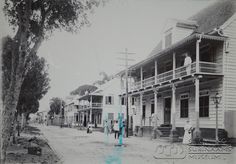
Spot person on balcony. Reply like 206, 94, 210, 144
183, 53, 192, 75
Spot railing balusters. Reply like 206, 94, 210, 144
128, 61, 222, 91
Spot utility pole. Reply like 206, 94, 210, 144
0, 35, 4, 162
60, 98, 63, 128
118, 48, 135, 138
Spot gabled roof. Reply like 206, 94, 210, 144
189, 0, 236, 33
147, 0, 236, 58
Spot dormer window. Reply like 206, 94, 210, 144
165, 32, 172, 48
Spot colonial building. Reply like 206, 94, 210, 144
120, 0, 236, 141
77, 77, 126, 128
64, 99, 79, 127
77, 91, 103, 128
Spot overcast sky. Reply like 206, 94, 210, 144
1, 0, 216, 112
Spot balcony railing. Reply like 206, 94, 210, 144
130, 81, 141, 91
175, 62, 196, 79
78, 103, 103, 110
127, 61, 222, 92
199, 61, 222, 74
156, 70, 173, 83
92, 103, 103, 108
143, 76, 155, 88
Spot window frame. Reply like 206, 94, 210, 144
105, 96, 114, 105
180, 93, 189, 118
199, 90, 210, 118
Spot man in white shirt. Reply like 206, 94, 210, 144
184, 53, 192, 75
114, 120, 119, 139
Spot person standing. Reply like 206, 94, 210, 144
114, 120, 119, 139
183, 120, 193, 144
104, 120, 109, 136
184, 53, 192, 75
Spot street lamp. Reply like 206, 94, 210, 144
212, 92, 222, 144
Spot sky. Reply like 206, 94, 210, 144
0, 0, 216, 112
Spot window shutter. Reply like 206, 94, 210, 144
112, 96, 114, 105
105, 96, 108, 104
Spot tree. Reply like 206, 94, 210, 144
48, 97, 65, 119
1, 0, 102, 161
93, 71, 111, 86
16, 53, 50, 128
70, 84, 97, 96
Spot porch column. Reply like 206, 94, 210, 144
154, 89, 158, 129
138, 92, 143, 137
170, 83, 179, 142
192, 76, 202, 143
154, 90, 158, 115
173, 52, 176, 79
140, 67, 143, 88
90, 109, 92, 123
90, 95, 92, 107
155, 60, 158, 84
171, 84, 176, 129
140, 93, 143, 126
196, 38, 200, 73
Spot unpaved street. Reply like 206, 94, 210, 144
38, 125, 236, 164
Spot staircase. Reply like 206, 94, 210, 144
157, 124, 172, 137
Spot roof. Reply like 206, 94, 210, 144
118, 0, 234, 76
189, 0, 236, 33
78, 92, 102, 100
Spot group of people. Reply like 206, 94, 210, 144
104, 119, 125, 139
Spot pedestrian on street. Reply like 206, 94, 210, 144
114, 120, 119, 139
87, 122, 93, 133
104, 120, 109, 136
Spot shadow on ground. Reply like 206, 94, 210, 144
6, 125, 61, 164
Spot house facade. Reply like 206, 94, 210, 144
120, 0, 236, 140
77, 77, 126, 128
64, 99, 79, 127
77, 92, 103, 128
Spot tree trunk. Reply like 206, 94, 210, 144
0, 78, 22, 162
21, 113, 26, 130
0, 35, 5, 163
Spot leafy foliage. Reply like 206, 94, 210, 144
16, 54, 50, 115
4, 0, 101, 37
48, 97, 65, 116
70, 84, 97, 95
93, 71, 111, 86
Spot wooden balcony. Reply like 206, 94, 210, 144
127, 61, 222, 92
91, 103, 103, 108
78, 103, 103, 111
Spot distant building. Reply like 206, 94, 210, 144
77, 77, 126, 128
